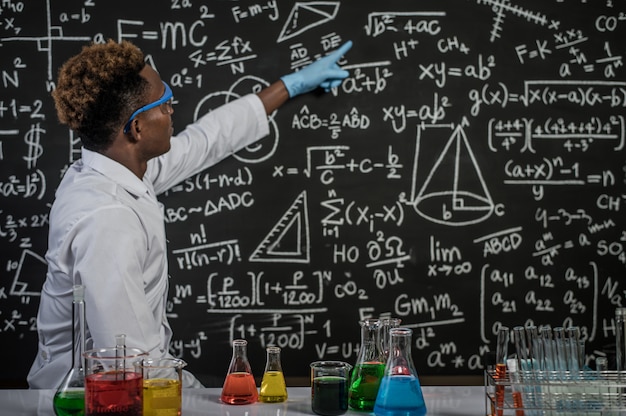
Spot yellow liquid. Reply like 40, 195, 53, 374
259, 371, 287, 403
143, 378, 181, 416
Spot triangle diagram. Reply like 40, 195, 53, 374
249, 191, 310, 263
10, 249, 46, 296
278, 2, 340, 43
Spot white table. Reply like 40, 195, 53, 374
0, 386, 487, 415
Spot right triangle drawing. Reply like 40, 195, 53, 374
249, 191, 311, 263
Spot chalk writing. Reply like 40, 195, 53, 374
0, 0, 625, 385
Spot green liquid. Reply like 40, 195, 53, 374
348, 362, 385, 411
53, 389, 85, 416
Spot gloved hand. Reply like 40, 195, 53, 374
281, 41, 353, 98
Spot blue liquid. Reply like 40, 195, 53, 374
373, 375, 426, 416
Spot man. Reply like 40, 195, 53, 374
28, 39, 352, 388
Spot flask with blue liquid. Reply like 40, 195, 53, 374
373, 327, 427, 416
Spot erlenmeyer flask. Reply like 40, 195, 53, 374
221, 339, 258, 404
374, 328, 426, 416
380, 317, 401, 359
348, 319, 385, 411
259, 346, 288, 403
53, 284, 87, 416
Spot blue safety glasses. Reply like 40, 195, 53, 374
123, 81, 173, 133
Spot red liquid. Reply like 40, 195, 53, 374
494, 363, 506, 416
85, 371, 142, 416
512, 391, 525, 416
221, 372, 258, 405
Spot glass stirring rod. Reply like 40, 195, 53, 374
115, 333, 127, 381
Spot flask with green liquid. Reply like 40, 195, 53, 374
53, 284, 87, 416
348, 318, 386, 411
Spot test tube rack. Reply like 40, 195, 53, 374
485, 368, 626, 415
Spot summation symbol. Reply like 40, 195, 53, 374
475, 0, 556, 42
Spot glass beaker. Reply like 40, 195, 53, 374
221, 339, 258, 405
259, 346, 288, 403
136, 357, 186, 416
348, 318, 385, 411
310, 361, 352, 416
83, 345, 147, 416
374, 328, 426, 416
53, 284, 87, 416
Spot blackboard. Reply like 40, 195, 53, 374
1, 0, 625, 388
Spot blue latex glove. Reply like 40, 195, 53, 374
281, 41, 353, 98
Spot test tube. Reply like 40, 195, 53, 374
494, 327, 509, 416
507, 358, 525, 416
526, 326, 542, 370
566, 327, 581, 374
617, 308, 626, 411
578, 339, 585, 369
513, 326, 535, 412
541, 326, 556, 375
513, 326, 530, 371
496, 327, 510, 369
616, 308, 626, 372
552, 327, 568, 375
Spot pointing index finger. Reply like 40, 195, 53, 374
329, 40, 353, 61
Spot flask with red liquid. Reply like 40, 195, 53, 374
221, 339, 258, 405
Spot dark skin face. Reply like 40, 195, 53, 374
102, 65, 174, 179
131, 65, 174, 160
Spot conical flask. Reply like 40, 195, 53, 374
221, 339, 258, 404
348, 318, 385, 411
259, 346, 288, 403
53, 284, 87, 416
380, 317, 401, 359
373, 328, 426, 416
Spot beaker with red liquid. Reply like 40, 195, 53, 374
83, 346, 147, 416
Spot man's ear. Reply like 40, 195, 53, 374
122, 120, 141, 145
131, 118, 141, 134
128, 118, 142, 140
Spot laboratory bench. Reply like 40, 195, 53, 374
0, 385, 486, 415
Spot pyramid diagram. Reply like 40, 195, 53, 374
412, 124, 495, 226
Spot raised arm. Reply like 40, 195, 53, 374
257, 41, 353, 115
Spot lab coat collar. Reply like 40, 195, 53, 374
81, 147, 150, 199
